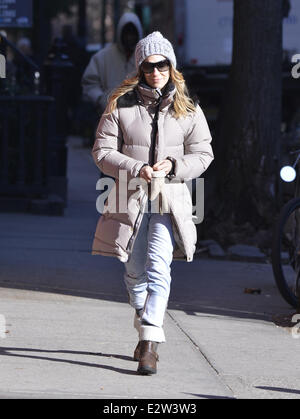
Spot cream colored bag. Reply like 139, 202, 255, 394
149, 170, 168, 215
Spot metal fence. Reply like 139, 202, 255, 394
0, 94, 65, 214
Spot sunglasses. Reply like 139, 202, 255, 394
141, 59, 170, 74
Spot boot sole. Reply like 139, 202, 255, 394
137, 365, 157, 375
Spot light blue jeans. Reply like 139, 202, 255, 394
123, 200, 176, 343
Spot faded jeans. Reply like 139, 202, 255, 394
123, 200, 176, 343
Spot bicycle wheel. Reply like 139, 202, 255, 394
272, 197, 300, 308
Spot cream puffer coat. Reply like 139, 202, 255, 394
91, 83, 214, 263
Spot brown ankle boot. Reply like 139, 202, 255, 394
133, 341, 141, 361
137, 341, 159, 375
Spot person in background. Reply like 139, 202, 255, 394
82, 12, 143, 114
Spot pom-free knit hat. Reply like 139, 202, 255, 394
135, 31, 177, 70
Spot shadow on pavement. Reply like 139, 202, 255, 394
255, 386, 300, 396
0, 346, 138, 376
183, 392, 236, 399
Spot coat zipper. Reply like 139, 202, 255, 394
126, 191, 148, 255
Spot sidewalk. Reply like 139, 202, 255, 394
0, 137, 299, 399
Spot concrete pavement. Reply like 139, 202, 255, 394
0, 137, 299, 399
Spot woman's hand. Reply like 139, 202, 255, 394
153, 159, 173, 175
139, 165, 153, 184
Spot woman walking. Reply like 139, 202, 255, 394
91, 32, 214, 375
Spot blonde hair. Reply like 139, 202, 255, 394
106, 66, 197, 118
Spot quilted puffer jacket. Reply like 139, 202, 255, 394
91, 83, 214, 263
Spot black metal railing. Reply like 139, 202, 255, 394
0, 36, 72, 215
0, 95, 54, 191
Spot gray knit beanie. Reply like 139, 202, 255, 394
135, 31, 177, 70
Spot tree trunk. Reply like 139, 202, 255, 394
215, 0, 283, 231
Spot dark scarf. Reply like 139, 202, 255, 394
136, 82, 176, 166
